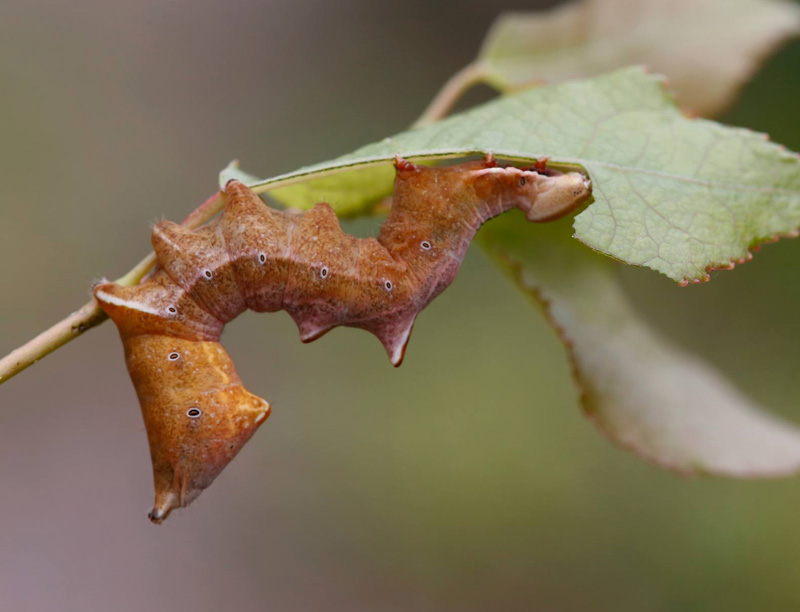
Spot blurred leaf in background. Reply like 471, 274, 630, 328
478, 0, 800, 116
481, 214, 800, 476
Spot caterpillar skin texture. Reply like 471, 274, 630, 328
94, 157, 591, 523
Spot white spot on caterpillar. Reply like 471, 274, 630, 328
258, 253, 266, 264
472, 167, 521, 178
94, 290, 162, 317
168, 352, 180, 361
168, 306, 177, 314
472, 166, 539, 184
187, 407, 202, 418
203, 269, 213, 279
320, 266, 329, 279
384, 280, 393, 291
421, 240, 431, 250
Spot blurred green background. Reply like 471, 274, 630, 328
2, 1, 800, 610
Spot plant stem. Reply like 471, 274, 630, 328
412, 63, 486, 128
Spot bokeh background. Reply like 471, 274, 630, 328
2, 1, 800, 610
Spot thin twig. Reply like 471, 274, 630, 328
412, 63, 486, 128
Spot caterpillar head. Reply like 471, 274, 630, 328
521, 169, 592, 222
393, 155, 591, 224
470, 161, 592, 222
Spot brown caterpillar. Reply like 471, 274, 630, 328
94, 156, 591, 523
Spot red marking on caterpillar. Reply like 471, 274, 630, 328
94, 159, 591, 523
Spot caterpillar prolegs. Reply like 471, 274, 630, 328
94, 157, 591, 523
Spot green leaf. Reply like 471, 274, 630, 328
477, 0, 800, 117
222, 67, 800, 284
479, 213, 800, 477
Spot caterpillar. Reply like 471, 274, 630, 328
94, 156, 591, 523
